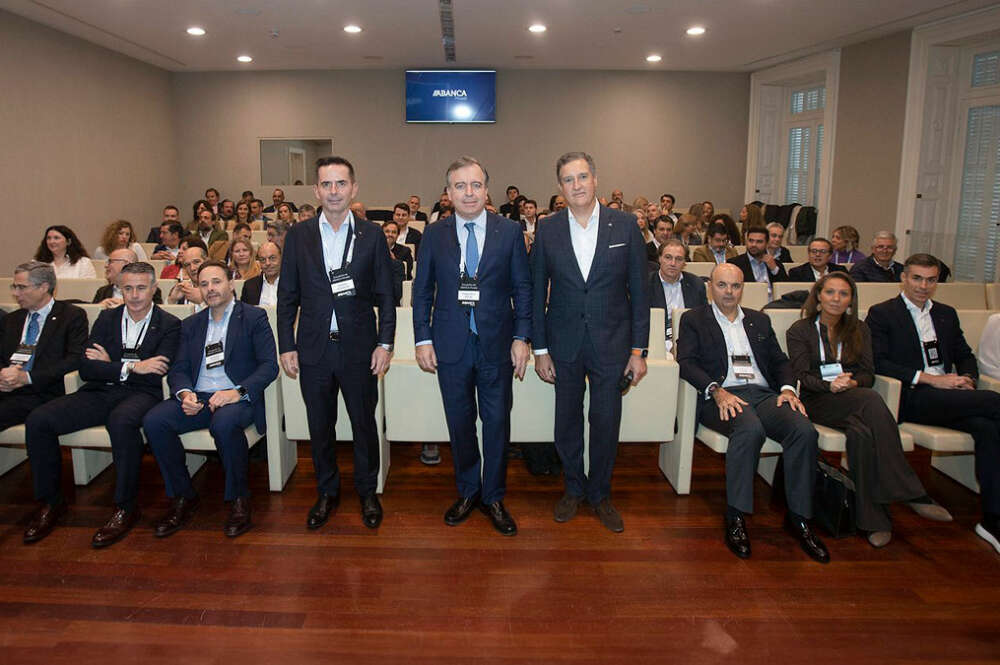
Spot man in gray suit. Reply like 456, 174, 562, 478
531, 151, 650, 533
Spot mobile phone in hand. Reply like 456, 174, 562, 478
618, 370, 634, 394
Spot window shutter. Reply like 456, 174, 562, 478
955, 105, 1000, 280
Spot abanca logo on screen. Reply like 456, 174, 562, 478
432, 89, 468, 97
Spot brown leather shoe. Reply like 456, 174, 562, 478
553, 493, 583, 523
92, 507, 141, 549
594, 498, 624, 533
224, 496, 253, 538
153, 496, 200, 538
23, 502, 67, 544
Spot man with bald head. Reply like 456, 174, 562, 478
240, 242, 282, 306
676, 263, 828, 563
93, 248, 162, 308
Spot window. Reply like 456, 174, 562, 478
954, 104, 1000, 280
783, 86, 825, 206
790, 85, 826, 114
972, 50, 1000, 88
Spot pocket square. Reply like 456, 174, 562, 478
609, 242, 626, 249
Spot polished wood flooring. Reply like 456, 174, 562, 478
0, 441, 997, 664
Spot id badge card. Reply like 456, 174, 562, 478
329, 268, 356, 298
458, 274, 480, 306
205, 341, 224, 369
820, 362, 843, 382
122, 348, 141, 361
10, 343, 34, 365
732, 354, 755, 380
923, 340, 942, 367
664, 316, 674, 353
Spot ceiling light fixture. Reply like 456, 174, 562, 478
646, 54, 662, 63
528, 24, 547, 33
237, 55, 253, 63
186, 26, 206, 36
344, 24, 363, 33
686, 26, 706, 36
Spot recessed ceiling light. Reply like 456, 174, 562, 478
646, 54, 662, 63
686, 26, 706, 36
344, 24, 362, 33
186, 26, 206, 36
237, 55, 253, 63
528, 24, 547, 33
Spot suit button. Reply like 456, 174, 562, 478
584, 289, 589, 294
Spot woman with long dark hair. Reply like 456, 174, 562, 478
35, 225, 96, 278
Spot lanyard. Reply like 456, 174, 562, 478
815, 318, 842, 364
122, 310, 151, 350
324, 220, 355, 272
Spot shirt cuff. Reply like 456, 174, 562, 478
415, 340, 433, 347
780, 384, 798, 396
24, 370, 32, 385
769, 265, 780, 275
120, 362, 132, 382
911, 370, 921, 386
704, 382, 719, 400
175, 389, 193, 401
533, 348, 548, 356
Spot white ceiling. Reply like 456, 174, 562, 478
1, 0, 996, 72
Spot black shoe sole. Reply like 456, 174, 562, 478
154, 511, 197, 539
23, 530, 55, 545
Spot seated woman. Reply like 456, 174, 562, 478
228, 238, 260, 281
276, 202, 296, 226
786, 272, 952, 548
93, 219, 148, 261
831, 225, 865, 265
739, 203, 765, 243
231, 200, 263, 232
35, 225, 96, 279
674, 213, 701, 248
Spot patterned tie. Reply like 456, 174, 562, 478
24, 312, 40, 371
465, 222, 479, 334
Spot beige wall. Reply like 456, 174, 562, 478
171, 69, 750, 216
828, 30, 912, 248
0, 9, 176, 272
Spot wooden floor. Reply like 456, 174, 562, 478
0, 441, 997, 664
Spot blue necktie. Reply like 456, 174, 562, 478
24, 312, 39, 371
465, 222, 479, 334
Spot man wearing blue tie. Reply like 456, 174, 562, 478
411, 156, 532, 535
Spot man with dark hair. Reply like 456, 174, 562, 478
209, 222, 251, 264
850, 231, 904, 283
728, 226, 788, 295
647, 217, 674, 263
393, 202, 422, 255
278, 156, 396, 532
205, 188, 220, 215
193, 208, 228, 248
407, 195, 428, 222
250, 199, 266, 223
298, 204, 316, 222
241, 190, 254, 203
241, 241, 282, 306
152, 222, 184, 261
144, 260, 278, 539
648, 239, 708, 355
867, 253, 1000, 555
788, 238, 847, 281
148, 205, 181, 242
383, 220, 414, 281
219, 199, 236, 224
499, 185, 520, 220
24, 262, 180, 547
519, 199, 539, 236
167, 244, 207, 306
692, 223, 738, 263
264, 188, 297, 214
661, 194, 679, 222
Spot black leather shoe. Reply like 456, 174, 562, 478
784, 514, 830, 564
153, 496, 200, 538
307, 493, 339, 530
23, 502, 67, 544
360, 493, 382, 529
725, 514, 751, 559
224, 497, 253, 538
444, 493, 480, 526
480, 501, 517, 536
92, 507, 141, 549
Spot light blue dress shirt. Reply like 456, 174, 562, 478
319, 210, 356, 333
194, 298, 237, 393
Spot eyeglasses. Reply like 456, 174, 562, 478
808, 248, 830, 255
107, 258, 130, 265
9, 283, 39, 292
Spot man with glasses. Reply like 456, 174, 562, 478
788, 238, 847, 282
850, 231, 904, 282
240, 242, 282, 306
93, 248, 163, 308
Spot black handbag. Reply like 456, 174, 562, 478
812, 459, 856, 538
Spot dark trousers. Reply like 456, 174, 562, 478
803, 387, 926, 531
25, 386, 160, 508
436, 332, 513, 504
553, 332, 627, 506
699, 384, 817, 517
143, 393, 254, 501
300, 338, 380, 497
901, 386, 1000, 515
0, 392, 45, 431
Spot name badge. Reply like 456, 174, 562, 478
10, 344, 34, 365
122, 348, 141, 361
923, 340, 942, 367
664, 317, 673, 353
205, 341, 224, 369
820, 362, 843, 382
458, 274, 480, 306
329, 268, 356, 298
732, 354, 755, 380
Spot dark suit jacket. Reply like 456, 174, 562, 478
786, 262, 847, 282
92, 283, 162, 305
400, 226, 423, 257
79, 305, 181, 397
169, 300, 278, 433
728, 253, 788, 284
849, 256, 904, 283
531, 205, 650, 362
239, 274, 264, 306
1, 300, 88, 400
865, 295, 977, 387
771, 246, 793, 263
412, 212, 532, 365
264, 202, 298, 213
277, 215, 396, 366
499, 202, 520, 221
389, 243, 414, 280
646, 240, 659, 263
647, 271, 708, 310
785, 316, 875, 395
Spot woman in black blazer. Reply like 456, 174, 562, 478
785, 272, 949, 547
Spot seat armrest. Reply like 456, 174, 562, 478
979, 373, 1000, 394
874, 374, 903, 419
64, 371, 83, 394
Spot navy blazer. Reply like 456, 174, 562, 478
530, 206, 650, 362
80, 305, 181, 397
786, 262, 846, 282
849, 256, 904, 283
1, 300, 88, 400
646, 270, 708, 310
866, 294, 978, 386
728, 253, 788, 284
277, 215, 396, 365
168, 300, 278, 433
412, 212, 532, 365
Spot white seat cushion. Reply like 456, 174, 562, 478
900, 423, 975, 452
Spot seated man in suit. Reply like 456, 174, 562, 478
167, 245, 207, 307
192, 208, 229, 248
766, 223, 793, 263
263, 188, 297, 214
691, 222, 738, 264
646, 217, 674, 263
676, 263, 829, 563
147, 205, 180, 243
647, 238, 708, 356
151, 222, 184, 262
144, 260, 278, 539
850, 231, 904, 283
866, 253, 1000, 554
407, 194, 428, 222
519, 199, 540, 237
728, 226, 788, 298
240, 241, 282, 306
94, 248, 162, 308
393, 202, 423, 256
24, 262, 181, 546
787, 237, 847, 282
383, 220, 414, 281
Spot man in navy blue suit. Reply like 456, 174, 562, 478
411, 156, 532, 536
143, 261, 278, 539
531, 151, 649, 533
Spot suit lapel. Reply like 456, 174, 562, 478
224, 301, 242, 364
895, 296, 924, 360
555, 212, 586, 287
443, 217, 462, 272
4, 309, 27, 361
192, 309, 209, 381
477, 214, 501, 276
138, 306, 161, 355
33, 301, 60, 356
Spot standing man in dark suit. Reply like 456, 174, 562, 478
278, 156, 396, 532
787, 237, 846, 282
143, 261, 278, 539
531, 151, 650, 533
676, 263, 829, 562
24, 262, 180, 546
3, 262, 88, 542
240, 241, 282, 306
866, 253, 1000, 554
728, 226, 788, 292
647, 238, 707, 356
412, 156, 532, 536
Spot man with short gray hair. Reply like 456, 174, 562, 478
849, 231, 904, 282
93, 248, 163, 308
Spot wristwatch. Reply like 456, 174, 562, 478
237, 386, 249, 399
380, 343, 394, 353
631, 348, 648, 358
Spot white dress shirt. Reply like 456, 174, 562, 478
119, 304, 154, 380
902, 294, 945, 383
319, 210, 356, 333
712, 303, 770, 391
51, 257, 96, 279
568, 201, 600, 281
659, 274, 685, 313
259, 276, 279, 306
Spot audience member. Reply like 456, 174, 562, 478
392, 202, 423, 254
146, 205, 180, 242
231, 200, 258, 231
661, 194, 679, 222
193, 208, 229, 248
765, 222, 793, 263
35, 225, 96, 279
519, 199, 539, 236
645, 201, 661, 228
674, 214, 701, 247
712, 213, 742, 247
383, 220, 414, 281
266, 220, 289, 248
788, 237, 846, 281
739, 203, 765, 239
240, 242, 282, 306
209, 223, 250, 264
429, 192, 451, 223
205, 188, 220, 215
167, 244, 207, 306
407, 194, 428, 221
298, 204, 316, 222
831, 225, 865, 264
161, 237, 205, 281
93, 248, 162, 308
250, 199, 265, 222
549, 194, 567, 213
228, 237, 260, 281
499, 185, 520, 219
276, 202, 297, 225
218, 199, 236, 227
151, 222, 184, 261
94, 219, 148, 261
850, 231, 903, 282
186, 199, 211, 234
703, 200, 715, 220
240, 190, 254, 204
648, 239, 708, 355
728, 226, 788, 293
264, 188, 297, 213
648, 217, 673, 263
692, 222, 737, 264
